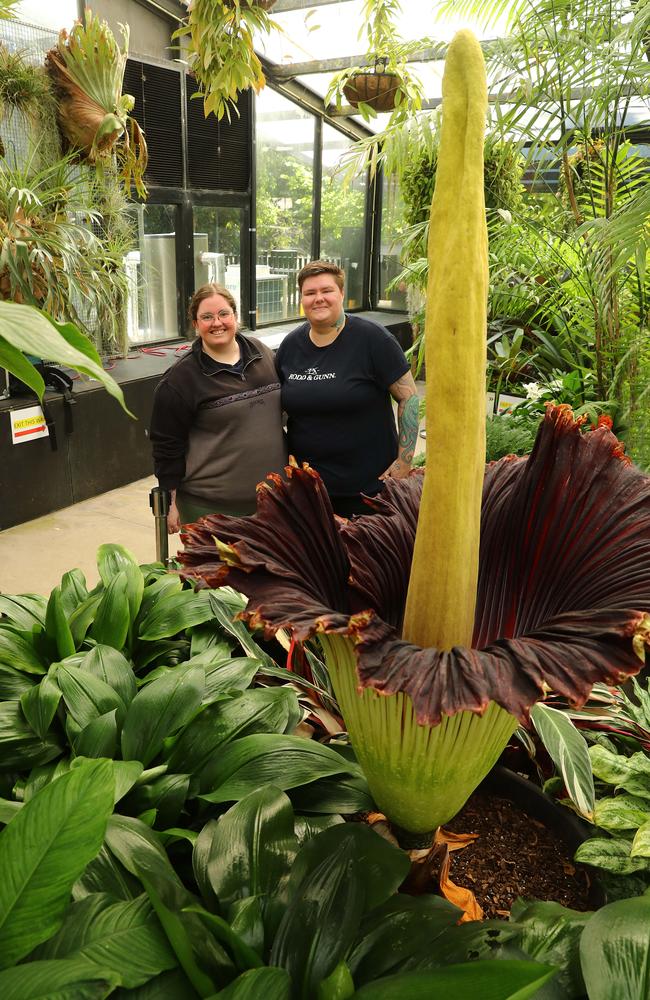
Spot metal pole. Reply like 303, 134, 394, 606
149, 486, 171, 566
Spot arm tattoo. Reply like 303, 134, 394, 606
397, 393, 419, 465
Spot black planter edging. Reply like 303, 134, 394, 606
480, 765, 605, 907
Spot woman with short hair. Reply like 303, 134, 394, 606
150, 283, 287, 532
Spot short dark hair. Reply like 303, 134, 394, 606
297, 260, 345, 292
188, 283, 238, 324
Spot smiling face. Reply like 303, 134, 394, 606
300, 274, 345, 331
193, 293, 238, 358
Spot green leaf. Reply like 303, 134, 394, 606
199, 786, 298, 909
121, 665, 205, 766
352, 961, 556, 998
0, 626, 46, 674
594, 794, 650, 831
0, 758, 114, 967
0, 798, 22, 823
138, 589, 217, 641
580, 894, 650, 999
69, 593, 103, 647
0, 334, 46, 398
184, 905, 264, 971
269, 834, 365, 999
112, 968, 196, 999
290, 773, 374, 814
317, 961, 355, 1000
60, 569, 89, 617
589, 745, 650, 799
79, 645, 137, 706
125, 773, 191, 828
631, 818, 650, 858
167, 688, 300, 786
0, 300, 130, 413
136, 575, 183, 629
20, 673, 62, 739
97, 544, 144, 633
575, 836, 650, 874
33, 892, 176, 988
56, 663, 127, 729
348, 895, 461, 984
90, 571, 131, 650
531, 703, 595, 819
289, 822, 409, 916
0, 958, 118, 999
202, 656, 262, 703
207, 967, 291, 999
45, 586, 76, 660
509, 899, 591, 999
0, 664, 36, 699
199, 734, 361, 804
294, 814, 344, 847
74, 710, 118, 758
73, 845, 143, 903
0, 594, 46, 629
0, 701, 62, 770
228, 896, 265, 956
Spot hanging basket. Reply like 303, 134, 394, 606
343, 71, 402, 112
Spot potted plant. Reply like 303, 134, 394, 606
175, 0, 279, 121
325, 0, 428, 121
45, 9, 147, 198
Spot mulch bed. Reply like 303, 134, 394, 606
444, 790, 596, 920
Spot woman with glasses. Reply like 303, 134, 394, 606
150, 283, 287, 532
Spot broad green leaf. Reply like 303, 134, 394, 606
166, 688, 300, 785
0, 957, 117, 999
631, 818, 650, 858
0, 334, 45, 398
575, 836, 650, 874
190, 622, 234, 658
0, 626, 46, 674
56, 663, 127, 729
589, 745, 650, 799
594, 794, 650, 831
20, 673, 62, 739
33, 892, 176, 988
121, 665, 205, 766
113, 968, 196, 998
60, 569, 89, 617
270, 834, 365, 999
202, 657, 260, 703
206, 593, 273, 667
200, 786, 298, 909
348, 895, 461, 984
0, 758, 114, 967
73, 845, 143, 903
294, 814, 345, 847
125, 773, 191, 828
208, 967, 291, 999
185, 905, 264, 971
0, 300, 130, 412
199, 734, 361, 804
317, 961, 355, 1000
0, 701, 62, 770
79, 645, 137, 706
0, 594, 46, 629
531, 703, 595, 819
69, 592, 103, 647
74, 710, 118, 758
290, 773, 374, 814
580, 895, 650, 999
0, 663, 37, 699
0, 798, 22, 823
136, 574, 184, 628
97, 544, 144, 631
90, 571, 131, 650
105, 814, 185, 897
289, 822, 409, 915
45, 586, 76, 660
352, 961, 556, 998
138, 589, 217, 641
509, 899, 591, 999
229, 896, 265, 956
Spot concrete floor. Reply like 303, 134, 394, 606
0, 476, 182, 597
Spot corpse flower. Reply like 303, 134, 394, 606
179, 31, 650, 834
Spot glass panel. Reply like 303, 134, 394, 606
379, 175, 408, 310
256, 89, 315, 323
126, 204, 180, 344
320, 124, 366, 310
192, 206, 243, 321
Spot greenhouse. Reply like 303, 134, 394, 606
0, 0, 649, 997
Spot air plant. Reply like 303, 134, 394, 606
45, 9, 147, 198
179, 32, 650, 836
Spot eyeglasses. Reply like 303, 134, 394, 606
197, 309, 234, 323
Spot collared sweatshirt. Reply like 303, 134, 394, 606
150, 335, 287, 514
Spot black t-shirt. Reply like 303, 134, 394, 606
275, 314, 409, 504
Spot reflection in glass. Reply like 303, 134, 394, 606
256, 89, 315, 322
379, 175, 408, 310
126, 204, 180, 344
192, 206, 243, 320
320, 124, 366, 310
